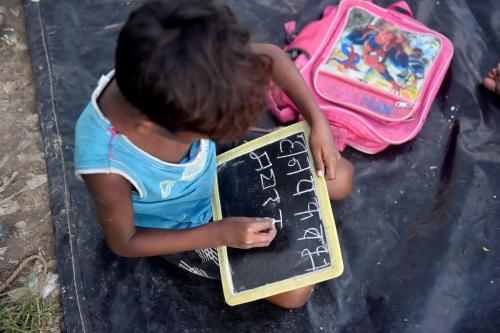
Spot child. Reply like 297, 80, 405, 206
74, 0, 353, 309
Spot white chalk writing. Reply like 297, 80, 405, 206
293, 176, 315, 196
297, 225, 325, 244
273, 209, 283, 229
301, 246, 330, 272
246, 134, 330, 275
249, 151, 272, 171
260, 168, 277, 190
249, 151, 281, 207
287, 157, 311, 176
277, 135, 308, 159
294, 199, 320, 221
262, 188, 280, 207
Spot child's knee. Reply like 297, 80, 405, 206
265, 285, 314, 309
326, 158, 354, 201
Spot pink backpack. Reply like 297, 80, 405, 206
268, 0, 454, 154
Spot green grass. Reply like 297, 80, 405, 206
0, 291, 56, 333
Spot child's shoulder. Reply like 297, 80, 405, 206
74, 99, 113, 168
76, 72, 115, 145
75, 102, 110, 145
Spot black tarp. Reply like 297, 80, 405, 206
22, 0, 500, 332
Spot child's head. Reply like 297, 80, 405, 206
115, 0, 272, 143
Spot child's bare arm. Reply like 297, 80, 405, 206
251, 42, 341, 180
82, 173, 277, 257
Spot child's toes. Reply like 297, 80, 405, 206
484, 63, 500, 95
483, 76, 496, 91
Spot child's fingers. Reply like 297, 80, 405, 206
312, 148, 325, 178
484, 77, 497, 92
323, 147, 339, 181
249, 218, 275, 233
240, 219, 276, 247
252, 228, 277, 247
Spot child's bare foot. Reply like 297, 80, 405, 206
483, 63, 500, 95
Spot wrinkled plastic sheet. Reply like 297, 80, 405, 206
23, 0, 500, 332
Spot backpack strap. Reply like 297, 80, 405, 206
387, 1, 413, 17
284, 21, 297, 43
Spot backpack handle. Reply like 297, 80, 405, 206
388, 1, 413, 17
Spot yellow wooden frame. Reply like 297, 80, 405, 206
211, 121, 343, 306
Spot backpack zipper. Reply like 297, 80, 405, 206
395, 101, 413, 109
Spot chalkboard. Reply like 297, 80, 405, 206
212, 122, 343, 306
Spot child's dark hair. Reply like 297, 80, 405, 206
115, 0, 272, 142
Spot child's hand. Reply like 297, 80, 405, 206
219, 217, 277, 249
309, 119, 341, 181
248, 43, 340, 180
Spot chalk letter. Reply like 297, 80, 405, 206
286, 157, 311, 176
301, 246, 330, 272
294, 199, 320, 221
260, 168, 277, 190
273, 209, 283, 229
262, 188, 280, 207
293, 176, 315, 196
297, 225, 325, 243
277, 135, 307, 159
249, 151, 272, 171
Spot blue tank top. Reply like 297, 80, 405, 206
74, 71, 216, 229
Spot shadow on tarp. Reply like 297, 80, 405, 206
22, 0, 500, 332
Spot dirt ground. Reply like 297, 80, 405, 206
0, 0, 61, 329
